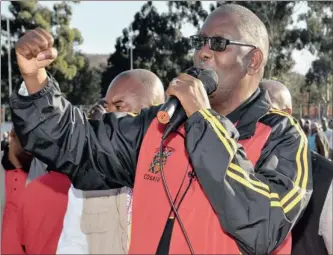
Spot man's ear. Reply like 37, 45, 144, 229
247, 48, 264, 75
284, 108, 292, 115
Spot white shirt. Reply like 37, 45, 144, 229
56, 185, 132, 254
316, 149, 333, 254
56, 185, 89, 254
319, 181, 333, 255
324, 129, 333, 150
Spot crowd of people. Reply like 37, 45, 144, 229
1, 3, 333, 255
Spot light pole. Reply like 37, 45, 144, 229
128, 26, 135, 70
6, 16, 12, 96
130, 41, 133, 70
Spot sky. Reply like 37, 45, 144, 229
1, 1, 316, 74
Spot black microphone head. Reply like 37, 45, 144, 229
198, 69, 218, 95
185, 67, 203, 78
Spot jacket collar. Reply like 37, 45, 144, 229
228, 88, 271, 140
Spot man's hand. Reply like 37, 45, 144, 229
8, 130, 24, 169
15, 28, 57, 93
166, 73, 211, 117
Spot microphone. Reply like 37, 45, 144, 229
157, 67, 201, 124
160, 68, 218, 139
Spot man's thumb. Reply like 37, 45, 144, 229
37, 48, 58, 61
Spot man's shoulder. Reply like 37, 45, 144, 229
259, 109, 301, 136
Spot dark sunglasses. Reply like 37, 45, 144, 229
190, 35, 257, 52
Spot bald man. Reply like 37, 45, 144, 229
57, 69, 165, 254
263, 79, 333, 255
104, 69, 164, 113
260, 79, 292, 114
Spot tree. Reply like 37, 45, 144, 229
66, 55, 102, 105
304, 57, 333, 117
1, 0, 85, 104
298, 2, 333, 116
100, 1, 193, 95
166, 1, 208, 31
280, 72, 306, 118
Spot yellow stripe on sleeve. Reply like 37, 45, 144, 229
199, 109, 236, 158
203, 109, 238, 152
127, 112, 138, 117
269, 109, 309, 213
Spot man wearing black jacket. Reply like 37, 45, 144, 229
262, 79, 333, 255
293, 119, 333, 255
10, 4, 312, 255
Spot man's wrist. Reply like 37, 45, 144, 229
184, 109, 209, 132
22, 69, 48, 94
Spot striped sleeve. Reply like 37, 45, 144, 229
185, 109, 312, 255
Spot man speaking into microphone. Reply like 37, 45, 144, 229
10, 4, 311, 255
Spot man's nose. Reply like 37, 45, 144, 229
198, 42, 214, 61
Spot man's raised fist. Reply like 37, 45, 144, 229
15, 28, 58, 76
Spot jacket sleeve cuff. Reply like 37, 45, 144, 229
184, 110, 205, 131
9, 75, 60, 108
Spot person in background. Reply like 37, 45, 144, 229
329, 119, 333, 131
262, 79, 333, 255
311, 122, 329, 158
57, 69, 165, 254
8, 101, 109, 255
329, 119, 333, 159
260, 79, 292, 114
303, 122, 311, 137
1, 129, 32, 254
322, 117, 332, 160
10, 4, 312, 254
1, 132, 9, 151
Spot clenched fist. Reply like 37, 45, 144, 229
15, 28, 57, 93
16, 28, 57, 75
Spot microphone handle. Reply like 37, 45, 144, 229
162, 107, 187, 139
156, 96, 180, 124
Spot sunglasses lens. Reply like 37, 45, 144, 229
210, 37, 227, 51
190, 36, 205, 50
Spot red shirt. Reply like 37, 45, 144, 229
16, 171, 71, 254
1, 169, 28, 254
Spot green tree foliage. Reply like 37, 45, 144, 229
65, 55, 102, 105
100, 1, 193, 95
298, 2, 333, 114
280, 72, 306, 117
1, 1, 96, 104
101, 1, 316, 97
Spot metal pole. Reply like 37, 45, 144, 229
7, 17, 12, 96
130, 45, 133, 70
129, 25, 134, 70
331, 81, 333, 118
